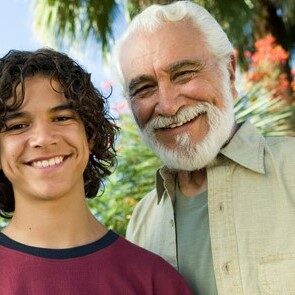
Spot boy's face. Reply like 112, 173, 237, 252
0, 75, 91, 205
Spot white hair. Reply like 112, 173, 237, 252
114, 1, 233, 89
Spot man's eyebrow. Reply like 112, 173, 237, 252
166, 59, 204, 73
128, 75, 155, 94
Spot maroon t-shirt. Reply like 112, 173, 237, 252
0, 230, 192, 295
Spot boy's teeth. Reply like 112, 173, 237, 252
32, 156, 64, 168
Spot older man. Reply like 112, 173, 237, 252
115, 1, 295, 295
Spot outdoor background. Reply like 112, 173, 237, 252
0, 0, 294, 235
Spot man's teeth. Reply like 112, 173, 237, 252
168, 122, 186, 128
166, 115, 198, 129
31, 156, 64, 168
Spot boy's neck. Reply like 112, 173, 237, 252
2, 197, 107, 249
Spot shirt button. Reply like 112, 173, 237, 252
218, 202, 224, 212
223, 262, 232, 274
169, 219, 174, 227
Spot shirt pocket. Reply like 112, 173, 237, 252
258, 253, 295, 295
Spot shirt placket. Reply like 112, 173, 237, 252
207, 161, 244, 295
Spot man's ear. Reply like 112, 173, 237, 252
228, 53, 238, 99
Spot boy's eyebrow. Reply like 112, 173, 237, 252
49, 102, 75, 113
3, 102, 75, 121
3, 111, 28, 122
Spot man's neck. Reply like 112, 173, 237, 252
177, 169, 207, 197
176, 123, 240, 197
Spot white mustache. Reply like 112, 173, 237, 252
146, 103, 210, 130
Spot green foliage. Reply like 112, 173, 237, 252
0, 219, 7, 230
33, 0, 119, 55
235, 86, 295, 136
88, 114, 161, 235
189, 0, 295, 66
33, 0, 295, 68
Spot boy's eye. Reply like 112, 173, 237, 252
54, 116, 74, 122
4, 123, 28, 132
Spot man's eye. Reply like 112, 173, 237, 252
131, 85, 156, 99
173, 71, 197, 82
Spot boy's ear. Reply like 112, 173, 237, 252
88, 138, 95, 152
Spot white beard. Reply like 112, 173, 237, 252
138, 78, 235, 171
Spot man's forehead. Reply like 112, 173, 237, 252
120, 22, 208, 80
121, 20, 204, 51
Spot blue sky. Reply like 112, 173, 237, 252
0, 0, 40, 54
0, 0, 125, 111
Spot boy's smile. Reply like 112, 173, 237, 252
27, 155, 67, 169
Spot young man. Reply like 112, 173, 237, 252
0, 49, 192, 294
115, 1, 295, 294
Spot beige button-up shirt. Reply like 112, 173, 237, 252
126, 121, 295, 295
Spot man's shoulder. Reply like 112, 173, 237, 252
260, 135, 295, 180
265, 135, 295, 148
127, 188, 159, 226
133, 188, 159, 210
126, 188, 162, 241
265, 135, 295, 160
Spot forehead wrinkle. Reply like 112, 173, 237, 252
165, 59, 204, 73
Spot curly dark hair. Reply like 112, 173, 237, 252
0, 48, 118, 218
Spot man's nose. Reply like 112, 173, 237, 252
29, 122, 58, 148
155, 82, 184, 116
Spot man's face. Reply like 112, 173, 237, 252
120, 21, 237, 170
0, 75, 91, 205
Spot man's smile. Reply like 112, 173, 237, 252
152, 109, 207, 131
159, 113, 206, 130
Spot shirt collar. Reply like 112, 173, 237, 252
220, 120, 266, 174
156, 121, 266, 203
156, 167, 176, 204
